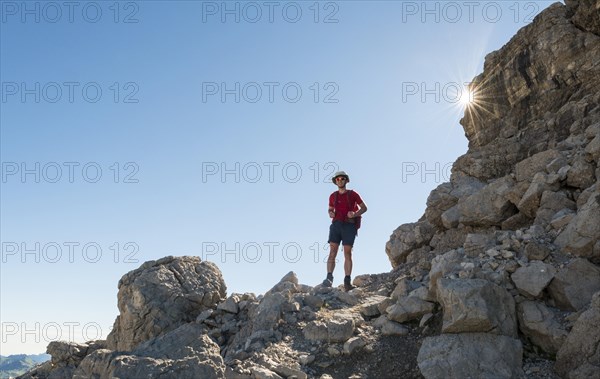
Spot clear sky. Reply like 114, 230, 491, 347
1, 0, 555, 355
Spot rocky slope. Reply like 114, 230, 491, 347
18, 0, 600, 378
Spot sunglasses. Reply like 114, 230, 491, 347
335, 177, 347, 181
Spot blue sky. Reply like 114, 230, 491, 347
1, 0, 555, 355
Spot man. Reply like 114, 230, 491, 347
323, 171, 367, 291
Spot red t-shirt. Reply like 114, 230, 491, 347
329, 190, 363, 223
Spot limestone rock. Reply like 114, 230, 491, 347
303, 314, 355, 343
264, 271, 298, 296
517, 300, 568, 356
258, 357, 307, 379
555, 291, 600, 377
428, 249, 465, 297
386, 296, 434, 323
566, 156, 596, 189
343, 337, 366, 355
511, 261, 556, 298
515, 150, 562, 183
550, 209, 576, 230
386, 220, 435, 267
391, 278, 421, 300
218, 295, 240, 314
425, 175, 485, 228
74, 323, 226, 379
22, 341, 106, 379
251, 292, 287, 333
440, 205, 460, 229
436, 278, 517, 337
547, 258, 600, 311
517, 172, 549, 217
380, 320, 409, 336
463, 233, 494, 257
534, 190, 576, 226
458, 175, 517, 227
359, 295, 388, 318
417, 333, 524, 379
251, 366, 283, 379
523, 241, 552, 261
555, 187, 600, 260
106, 256, 226, 351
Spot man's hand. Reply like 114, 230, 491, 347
347, 211, 356, 218
329, 210, 335, 218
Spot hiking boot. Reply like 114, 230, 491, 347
322, 278, 333, 287
344, 277, 355, 292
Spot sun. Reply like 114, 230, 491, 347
459, 87, 475, 106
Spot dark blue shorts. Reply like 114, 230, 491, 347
328, 221, 357, 247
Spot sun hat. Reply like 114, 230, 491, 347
332, 171, 350, 184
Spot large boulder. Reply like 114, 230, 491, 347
425, 175, 485, 228
555, 291, 600, 378
511, 261, 556, 298
106, 256, 226, 351
517, 301, 568, 356
417, 333, 524, 379
251, 292, 287, 333
457, 175, 517, 227
547, 258, 600, 311
515, 150, 563, 183
517, 173, 550, 218
386, 220, 435, 267
555, 187, 600, 261
436, 278, 517, 337
534, 190, 576, 226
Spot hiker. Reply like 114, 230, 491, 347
323, 171, 367, 291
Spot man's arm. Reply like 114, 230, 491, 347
328, 194, 335, 218
353, 202, 367, 217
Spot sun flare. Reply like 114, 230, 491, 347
460, 88, 475, 106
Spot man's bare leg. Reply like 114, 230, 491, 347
322, 243, 339, 287
343, 245, 354, 291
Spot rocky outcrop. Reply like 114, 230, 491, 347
386, 0, 600, 377
107, 256, 226, 351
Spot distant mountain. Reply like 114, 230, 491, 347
0, 354, 50, 379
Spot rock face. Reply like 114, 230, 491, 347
107, 256, 226, 351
